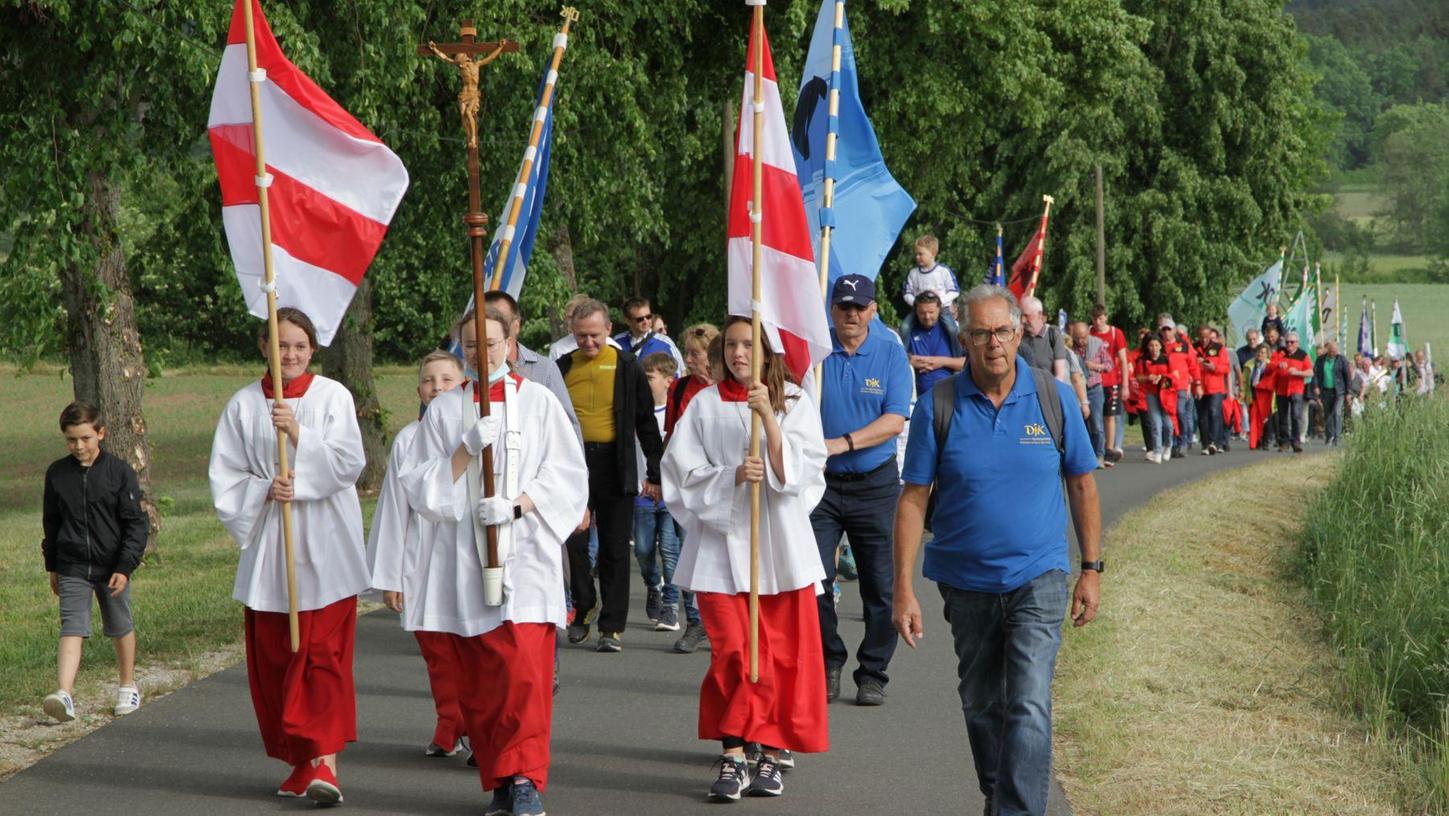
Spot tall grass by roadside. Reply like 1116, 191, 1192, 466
1302, 398, 1449, 813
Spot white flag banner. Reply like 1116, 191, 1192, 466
1227, 260, 1281, 344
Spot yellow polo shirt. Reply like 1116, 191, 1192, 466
565, 345, 618, 443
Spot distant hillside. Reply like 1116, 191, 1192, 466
1288, 0, 1447, 49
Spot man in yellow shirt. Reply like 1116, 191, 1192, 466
557, 300, 665, 652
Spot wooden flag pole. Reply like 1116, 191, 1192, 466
241, 0, 299, 652
812, 0, 843, 404
488, 7, 579, 292
747, 0, 766, 685
1023, 194, 1055, 297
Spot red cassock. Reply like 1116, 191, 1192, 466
244, 596, 358, 766
695, 587, 829, 753
450, 622, 557, 793
414, 630, 467, 750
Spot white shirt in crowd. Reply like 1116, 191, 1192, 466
209, 376, 370, 613
901, 263, 960, 308
364, 419, 421, 616
663, 383, 827, 596
547, 333, 622, 361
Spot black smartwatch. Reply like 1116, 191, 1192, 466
513, 503, 524, 521
1080, 560, 1104, 573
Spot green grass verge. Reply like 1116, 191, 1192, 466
0, 364, 421, 716
1314, 281, 1449, 360
1301, 399, 1449, 813
1054, 455, 1408, 815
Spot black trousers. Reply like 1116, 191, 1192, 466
809, 459, 900, 687
566, 443, 635, 635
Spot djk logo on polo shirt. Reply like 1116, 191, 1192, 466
861, 376, 884, 396
1025, 423, 1047, 437
1020, 423, 1052, 445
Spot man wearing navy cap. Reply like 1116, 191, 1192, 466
812, 274, 914, 706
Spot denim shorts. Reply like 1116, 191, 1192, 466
58, 574, 134, 638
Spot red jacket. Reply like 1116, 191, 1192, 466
1165, 340, 1198, 392
1196, 342, 1231, 395
1270, 348, 1312, 396
1136, 354, 1175, 403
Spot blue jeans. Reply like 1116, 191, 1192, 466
940, 570, 1069, 816
1196, 393, 1225, 449
1276, 393, 1305, 446
1174, 390, 1194, 450
1085, 384, 1105, 459
1144, 392, 1171, 453
632, 504, 698, 625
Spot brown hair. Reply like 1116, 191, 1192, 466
681, 322, 720, 354
722, 316, 797, 413
260, 307, 319, 349
641, 352, 677, 378
914, 234, 939, 254
418, 350, 463, 379
59, 401, 104, 432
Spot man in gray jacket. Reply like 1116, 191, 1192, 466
485, 290, 581, 441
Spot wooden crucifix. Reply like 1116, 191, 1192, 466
418, 21, 518, 572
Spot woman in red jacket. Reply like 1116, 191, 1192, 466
1243, 343, 1277, 450
1135, 335, 1176, 463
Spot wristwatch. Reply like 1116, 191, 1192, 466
513, 503, 524, 521
1080, 560, 1105, 573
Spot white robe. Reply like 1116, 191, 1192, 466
364, 420, 420, 605
209, 376, 370, 613
663, 383, 828, 596
399, 378, 588, 637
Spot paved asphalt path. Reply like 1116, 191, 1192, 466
3, 442, 1282, 815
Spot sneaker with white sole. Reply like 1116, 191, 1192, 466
115, 685, 141, 716
654, 604, 680, 632
775, 749, 795, 771
511, 778, 546, 816
424, 738, 462, 757
276, 764, 314, 798
747, 757, 783, 796
305, 763, 342, 805
43, 690, 76, 723
709, 755, 750, 801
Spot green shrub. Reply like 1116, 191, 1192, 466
1302, 397, 1449, 811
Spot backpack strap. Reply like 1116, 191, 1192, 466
932, 373, 957, 462
1030, 366, 1066, 459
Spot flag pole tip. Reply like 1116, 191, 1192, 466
745, 0, 767, 5
561, 6, 580, 22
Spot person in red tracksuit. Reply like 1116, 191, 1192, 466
1194, 325, 1233, 455
1158, 323, 1198, 458
1134, 336, 1176, 463
1270, 331, 1314, 452
1242, 343, 1277, 450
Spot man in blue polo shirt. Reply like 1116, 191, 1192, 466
812, 273, 914, 707
892, 284, 1102, 816
905, 290, 965, 395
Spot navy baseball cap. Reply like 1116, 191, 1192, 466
831, 274, 876, 306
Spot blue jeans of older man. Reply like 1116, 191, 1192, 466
1174, 390, 1195, 451
1085, 384, 1105, 459
940, 569, 1069, 816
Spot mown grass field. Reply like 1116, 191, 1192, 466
0, 364, 420, 719
1054, 455, 1409, 815
1317, 282, 1449, 359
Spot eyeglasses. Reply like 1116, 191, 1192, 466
966, 326, 1018, 346
631, 313, 653, 323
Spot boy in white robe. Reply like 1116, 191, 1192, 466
208, 308, 368, 806
366, 350, 465, 757
399, 307, 588, 816
663, 317, 831, 802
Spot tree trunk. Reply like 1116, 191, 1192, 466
548, 223, 578, 337
320, 275, 388, 493
60, 170, 160, 552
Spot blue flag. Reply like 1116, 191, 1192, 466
1356, 297, 1371, 359
486, 64, 556, 300
791, 0, 915, 298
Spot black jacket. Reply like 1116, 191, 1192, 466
42, 450, 148, 579
1313, 353, 1351, 397
557, 347, 664, 496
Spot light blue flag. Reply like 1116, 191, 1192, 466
791, 0, 915, 299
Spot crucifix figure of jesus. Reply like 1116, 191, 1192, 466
419, 21, 517, 149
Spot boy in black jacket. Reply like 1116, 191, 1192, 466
41, 402, 148, 722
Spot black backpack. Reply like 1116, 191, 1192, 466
931, 365, 1065, 462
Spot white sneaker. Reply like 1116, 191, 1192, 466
1145, 451, 1159, 463
115, 686, 141, 716
43, 690, 76, 722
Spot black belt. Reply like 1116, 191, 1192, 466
825, 459, 894, 482
584, 441, 617, 452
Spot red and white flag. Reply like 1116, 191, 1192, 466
726, 16, 831, 383
208, 0, 408, 347
1006, 204, 1052, 303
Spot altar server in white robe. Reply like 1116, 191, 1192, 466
399, 305, 587, 816
208, 307, 368, 805
663, 316, 830, 802
365, 350, 465, 757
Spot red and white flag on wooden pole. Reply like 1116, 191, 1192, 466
208, 0, 408, 346
726, 17, 830, 382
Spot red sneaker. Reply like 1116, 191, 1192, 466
276, 763, 314, 798
306, 763, 343, 805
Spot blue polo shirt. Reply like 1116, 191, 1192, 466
820, 324, 913, 474
908, 321, 960, 394
901, 357, 1098, 593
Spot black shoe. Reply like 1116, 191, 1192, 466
484, 781, 512, 816
855, 678, 886, 706
775, 749, 794, 771
597, 632, 622, 653
1293, 443, 1303, 453
825, 666, 841, 702
566, 622, 589, 644
1171, 448, 1185, 459
673, 622, 707, 653
983, 794, 994, 816
747, 758, 783, 797
645, 587, 662, 623
709, 756, 750, 802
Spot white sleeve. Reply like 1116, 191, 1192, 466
518, 387, 589, 542
290, 386, 366, 502
208, 397, 272, 550
764, 389, 828, 502
661, 401, 740, 536
400, 395, 470, 524
366, 434, 413, 592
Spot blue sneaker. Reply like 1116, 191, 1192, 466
837, 543, 858, 581
709, 755, 750, 802
511, 778, 545, 816
484, 780, 511, 816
